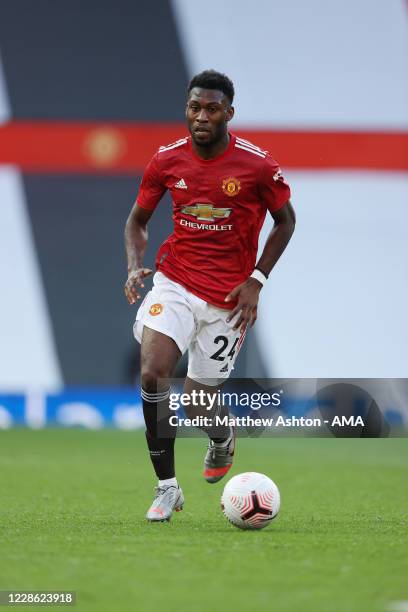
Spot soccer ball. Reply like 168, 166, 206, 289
221, 472, 280, 530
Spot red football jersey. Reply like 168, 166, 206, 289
136, 133, 291, 309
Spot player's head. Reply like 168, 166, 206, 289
186, 70, 235, 147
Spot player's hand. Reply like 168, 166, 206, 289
225, 278, 262, 331
124, 268, 153, 304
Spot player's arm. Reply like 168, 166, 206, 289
124, 152, 166, 304
226, 200, 295, 331
255, 200, 296, 278
124, 204, 154, 304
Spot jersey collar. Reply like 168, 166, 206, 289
188, 132, 236, 163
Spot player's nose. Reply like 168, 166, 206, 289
196, 108, 209, 122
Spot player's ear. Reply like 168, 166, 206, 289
226, 105, 234, 122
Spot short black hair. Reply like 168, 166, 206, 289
187, 70, 235, 105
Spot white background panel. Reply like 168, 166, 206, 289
172, 0, 408, 128
173, 0, 408, 377
0, 167, 62, 390
255, 171, 408, 377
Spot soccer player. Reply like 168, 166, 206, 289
124, 70, 295, 521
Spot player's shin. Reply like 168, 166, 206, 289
206, 400, 231, 443
183, 391, 231, 442
141, 387, 177, 479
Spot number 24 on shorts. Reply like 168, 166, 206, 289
210, 335, 241, 362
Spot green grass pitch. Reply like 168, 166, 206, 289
0, 430, 407, 611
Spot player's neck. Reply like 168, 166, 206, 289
192, 132, 230, 160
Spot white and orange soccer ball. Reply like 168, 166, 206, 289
221, 472, 280, 530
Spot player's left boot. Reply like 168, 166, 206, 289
203, 427, 235, 483
146, 485, 184, 522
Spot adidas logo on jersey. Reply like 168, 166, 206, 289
174, 178, 187, 190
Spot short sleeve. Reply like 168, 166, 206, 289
136, 153, 166, 211
258, 154, 291, 213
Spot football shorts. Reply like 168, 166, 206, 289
133, 271, 246, 385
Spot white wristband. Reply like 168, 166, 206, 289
250, 269, 267, 286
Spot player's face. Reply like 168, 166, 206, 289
186, 88, 234, 147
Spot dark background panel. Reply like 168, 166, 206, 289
0, 0, 188, 119
24, 175, 174, 385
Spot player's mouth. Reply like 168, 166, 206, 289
194, 127, 211, 134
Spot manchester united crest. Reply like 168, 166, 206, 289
149, 303, 163, 316
222, 177, 241, 197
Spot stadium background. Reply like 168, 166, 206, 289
0, 4, 407, 612
0, 0, 407, 427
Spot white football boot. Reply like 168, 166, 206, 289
146, 485, 184, 522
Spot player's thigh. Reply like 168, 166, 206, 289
141, 326, 182, 381
133, 272, 195, 357
187, 311, 246, 385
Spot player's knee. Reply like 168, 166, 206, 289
141, 364, 172, 393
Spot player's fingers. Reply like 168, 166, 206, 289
226, 305, 242, 323
233, 308, 248, 330
250, 308, 258, 327
125, 283, 140, 302
137, 269, 153, 288
127, 275, 145, 293
127, 272, 147, 289
124, 287, 134, 305
233, 315, 245, 331
235, 306, 253, 331
224, 284, 241, 303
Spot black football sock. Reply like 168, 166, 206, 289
208, 401, 232, 443
144, 432, 176, 480
141, 387, 176, 480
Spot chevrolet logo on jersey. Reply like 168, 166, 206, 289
181, 204, 232, 222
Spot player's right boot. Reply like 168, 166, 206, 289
203, 426, 235, 484
146, 485, 184, 522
